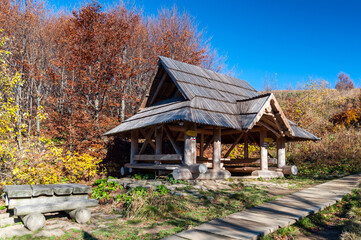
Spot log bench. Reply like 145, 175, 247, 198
134, 154, 182, 163
2, 184, 98, 231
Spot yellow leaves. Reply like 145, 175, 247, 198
228, 144, 259, 159
12, 167, 19, 175
63, 152, 101, 182
3, 135, 102, 185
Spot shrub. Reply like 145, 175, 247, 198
63, 152, 102, 182
1, 137, 103, 185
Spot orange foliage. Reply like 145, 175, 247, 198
0, 0, 224, 158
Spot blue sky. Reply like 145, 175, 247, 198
47, 0, 361, 91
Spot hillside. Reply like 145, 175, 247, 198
273, 87, 361, 176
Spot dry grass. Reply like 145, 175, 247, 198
274, 87, 361, 177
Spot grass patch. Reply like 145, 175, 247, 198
86, 183, 273, 239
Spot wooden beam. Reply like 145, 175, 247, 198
175, 131, 182, 141
246, 133, 259, 147
270, 98, 294, 136
139, 64, 159, 109
172, 89, 181, 98
258, 121, 281, 138
229, 134, 236, 141
139, 127, 155, 154
168, 125, 213, 135
134, 154, 182, 161
149, 72, 168, 105
203, 135, 214, 152
262, 115, 279, 129
221, 129, 243, 136
164, 125, 182, 155
224, 132, 244, 158
265, 114, 285, 136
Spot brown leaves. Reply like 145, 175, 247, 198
1, 0, 223, 155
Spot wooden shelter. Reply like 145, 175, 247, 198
104, 57, 319, 179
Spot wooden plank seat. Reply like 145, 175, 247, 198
125, 163, 181, 170
134, 154, 182, 162
223, 158, 277, 166
197, 157, 277, 166
3, 184, 98, 231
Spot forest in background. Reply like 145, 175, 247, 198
0, 0, 224, 184
1, 0, 360, 185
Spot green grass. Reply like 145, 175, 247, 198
4, 177, 337, 240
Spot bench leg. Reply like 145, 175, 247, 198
21, 212, 45, 231
67, 208, 91, 224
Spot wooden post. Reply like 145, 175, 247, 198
130, 130, 138, 164
155, 126, 163, 155
212, 127, 221, 170
200, 133, 204, 158
277, 137, 286, 168
192, 126, 197, 164
260, 127, 268, 171
244, 135, 249, 159
155, 126, 163, 165
184, 122, 196, 166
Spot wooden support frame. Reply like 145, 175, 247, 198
168, 125, 213, 135
203, 135, 214, 152
224, 132, 244, 158
163, 125, 182, 155
258, 121, 281, 138
139, 127, 155, 154
149, 72, 168, 106
134, 154, 182, 161
246, 133, 259, 147
221, 129, 243, 136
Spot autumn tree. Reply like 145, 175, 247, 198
336, 72, 354, 91
149, 7, 222, 71
0, 0, 224, 156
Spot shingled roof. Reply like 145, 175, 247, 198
104, 56, 319, 141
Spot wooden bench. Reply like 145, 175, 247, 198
125, 163, 181, 171
3, 184, 98, 231
134, 154, 182, 162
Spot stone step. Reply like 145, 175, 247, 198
0, 216, 21, 227
0, 213, 11, 219
0, 224, 31, 239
